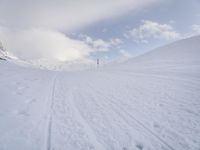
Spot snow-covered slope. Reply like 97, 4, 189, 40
110, 35, 200, 74
0, 36, 200, 150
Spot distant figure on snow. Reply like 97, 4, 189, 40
97, 59, 99, 67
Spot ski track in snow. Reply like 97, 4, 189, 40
45, 75, 57, 150
60, 83, 104, 150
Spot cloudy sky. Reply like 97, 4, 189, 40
0, 0, 200, 65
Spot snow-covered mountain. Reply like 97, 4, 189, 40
0, 41, 18, 61
0, 41, 6, 60
0, 36, 200, 150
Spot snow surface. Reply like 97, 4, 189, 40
0, 36, 200, 150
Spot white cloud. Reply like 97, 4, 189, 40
0, 28, 94, 62
92, 39, 111, 52
182, 24, 200, 38
119, 49, 132, 58
125, 20, 180, 43
0, 0, 159, 32
79, 35, 123, 52
0, 27, 123, 64
191, 24, 200, 34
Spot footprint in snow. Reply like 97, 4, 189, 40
135, 143, 144, 150
12, 91, 22, 95
153, 122, 160, 129
25, 98, 36, 104
13, 110, 29, 117
17, 110, 30, 116
17, 85, 29, 90
13, 81, 21, 86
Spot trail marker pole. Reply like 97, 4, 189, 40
97, 58, 99, 68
